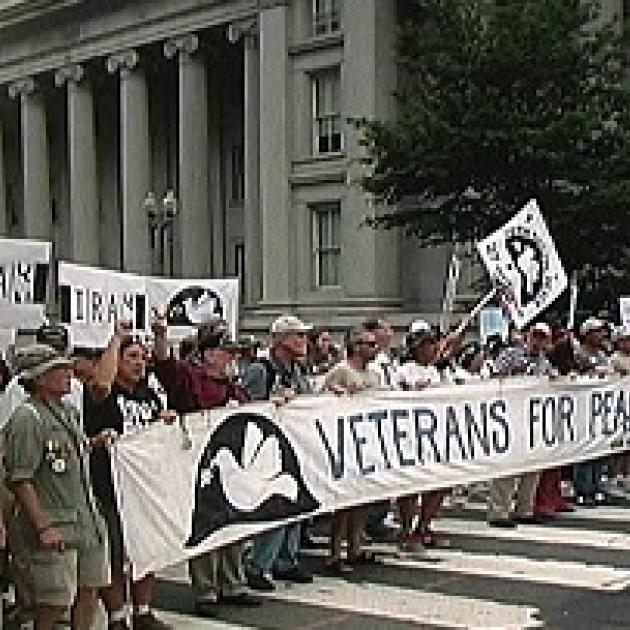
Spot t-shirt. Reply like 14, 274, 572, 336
84, 381, 163, 506
394, 362, 442, 389
368, 351, 397, 388
323, 361, 380, 392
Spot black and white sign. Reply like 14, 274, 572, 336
0, 237, 51, 328
477, 200, 567, 329
112, 375, 630, 578
58, 262, 239, 347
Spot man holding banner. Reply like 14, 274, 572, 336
84, 326, 176, 630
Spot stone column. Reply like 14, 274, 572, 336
8, 77, 52, 240
106, 50, 151, 274
0, 116, 7, 235
55, 64, 100, 264
164, 34, 210, 278
259, 5, 291, 304
243, 24, 262, 304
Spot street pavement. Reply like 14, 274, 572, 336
152, 486, 630, 629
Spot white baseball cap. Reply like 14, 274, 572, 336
270, 315, 312, 335
409, 319, 433, 336
531, 322, 552, 337
580, 317, 607, 336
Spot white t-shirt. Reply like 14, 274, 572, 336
0, 376, 84, 430
323, 361, 381, 392
394, 362, 442, 389
368, 351, 398, 388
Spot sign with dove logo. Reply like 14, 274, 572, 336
186, 411, 320, 548
477, 199, 567, 329
164, 286, 224, 327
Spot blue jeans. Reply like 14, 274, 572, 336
574, 460, 604, 497
248, 523, 301, 574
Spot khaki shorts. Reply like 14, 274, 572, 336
15, 540, 110, 608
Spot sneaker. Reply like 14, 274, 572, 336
246, 570, 275, 592
133, 612, 173, 630
193, 593, 220, 617
594, 492, 607, 504
272, 566, 313, 583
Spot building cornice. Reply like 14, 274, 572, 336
0, 0, 287, 85
0, 0, 82, 29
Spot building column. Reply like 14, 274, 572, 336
0, 115, 7, 235
259, 5, 291, 304
164, 34, 210, 278
243, 24, 262, 305
106, 50, 151, 274
55, 64, 99, 264
8, 78, 52, 240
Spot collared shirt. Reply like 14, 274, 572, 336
3, 396, 105, 549
323, 361, 380, 392
244, 352, 313, 401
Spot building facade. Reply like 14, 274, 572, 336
0, 0, 484, 332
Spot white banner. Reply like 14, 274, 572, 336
0, 237, 51, 328
112, 375, 630, 579
58, 262, 239, 347
477, 199, 567, 329
620, 297, 630, 329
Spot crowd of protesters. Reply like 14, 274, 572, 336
0, 308, 629, 628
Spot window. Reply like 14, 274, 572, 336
312, 0, 341, 36
312, 68, 342, 155
311, 202, 341, 287
230, 144, 245, 202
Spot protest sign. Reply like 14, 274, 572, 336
58, 262, 239, 347
479, 307, 509, 345
620, 297, 630, 329
58, 262, 147, 348
477, 199, 567, 329
112, 375, 630, 578
0, 237, 51, 328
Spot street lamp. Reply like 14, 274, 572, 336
144, 189, 179, 276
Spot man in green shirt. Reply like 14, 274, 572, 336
3, 344, 109, 630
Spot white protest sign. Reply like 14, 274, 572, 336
620, 297, 630, 329
58, 262, 148, 348
58, 262, 240, 348
112, 375, 630, 579
0, 237, 51, 328
440, 251, 461, 332
477, 199, 567, 329
146, 277, 239, 343
479, 307, 509, 345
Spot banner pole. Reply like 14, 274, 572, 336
453, 286, 498, 336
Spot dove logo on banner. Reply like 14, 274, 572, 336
477, 199, 568, 329
186, 411, 320, 548
165, 286, 224, 327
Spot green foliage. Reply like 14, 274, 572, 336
358, 0, 630, 310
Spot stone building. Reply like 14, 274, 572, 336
12, 0, 608, 332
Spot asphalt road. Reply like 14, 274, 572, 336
153, 489, 630, 629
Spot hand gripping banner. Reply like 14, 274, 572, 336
111, 376, 630, 579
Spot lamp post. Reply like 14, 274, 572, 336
144, 189, 179, 276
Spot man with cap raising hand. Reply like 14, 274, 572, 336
3, 344, 109, 629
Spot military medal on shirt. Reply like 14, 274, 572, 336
45, 439, 72, 474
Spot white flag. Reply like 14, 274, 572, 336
476, 199, 567, 329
